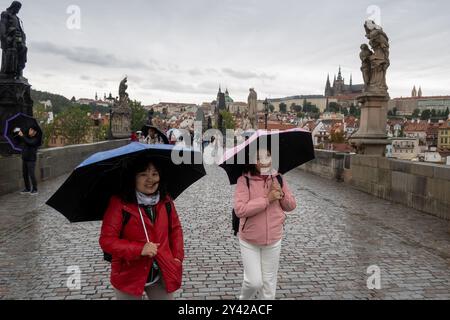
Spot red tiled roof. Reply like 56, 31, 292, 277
258, 122, 297, 130
404, 121, 429, 132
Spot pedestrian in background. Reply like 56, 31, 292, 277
18, 126, 40, 195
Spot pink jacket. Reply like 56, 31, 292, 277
234, 171, 297, 246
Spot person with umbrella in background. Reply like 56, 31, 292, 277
18, 125, 41, 195
142, 125, 169, 145
46, 142, 206, 300
219, 129, 315, 300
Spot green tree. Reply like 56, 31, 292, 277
421, 109, 431, 120
330, 131, 345, 143
327, 102, 341, 113
279, 103, 287, 114
269, 104, 275, 113
33, 102, 53, 147
349, 104, 361, 118
220, 110, 236, 129
130, 100, 147, 132
412, 108, 421, 118
56, 107, 91, 145
291, 104, 302, 113
92, 124, 108, 143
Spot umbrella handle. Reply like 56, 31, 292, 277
137, 206, 150, 243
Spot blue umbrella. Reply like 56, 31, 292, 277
46, 142, 206, 222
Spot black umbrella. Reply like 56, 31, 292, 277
219, 129, 315, 185
3, 113, 43, 152
46, 142, 206, 222
141, 125, 170, 144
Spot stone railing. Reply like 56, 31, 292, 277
0, 140, 129, 196
298, 150, 348, 181
299, 150, 449, 220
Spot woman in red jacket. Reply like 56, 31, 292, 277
99, 156, 184, 300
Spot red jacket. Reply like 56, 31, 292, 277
99, 195, 184, 296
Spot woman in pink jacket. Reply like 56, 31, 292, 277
234, 148, 297, 300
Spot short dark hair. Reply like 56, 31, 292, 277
118, 155, 168, 204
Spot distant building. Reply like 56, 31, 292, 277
389, 138, 421, 160
438, 120, 450, 151
422, 147, 443, 164
388, 87, 450, 115
258, 95, 332, 113
324, 66, 364, 98
403, 120, 429, 147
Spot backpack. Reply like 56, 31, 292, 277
103, 202, 173, 262
232, 175, 283, 236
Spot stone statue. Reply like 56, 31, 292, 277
359, 44, 372, 90
247, 88, 258, 129
119, 77, 129, 102
111, 77, 131, 139
0, 1, 27, 78
362, 20, 390, 93
242, 113, 252, 131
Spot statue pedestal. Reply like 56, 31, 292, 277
349, 92, 389, 156
0, 75, 33, 155
111, 102, 131, 139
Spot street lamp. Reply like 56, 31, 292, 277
108, 105, 113, 140
263, 98, 269, 130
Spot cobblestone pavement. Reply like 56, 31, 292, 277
0, 165, 449, 300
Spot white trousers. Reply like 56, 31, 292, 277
239, 238, 282, 300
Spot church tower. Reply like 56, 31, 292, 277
412, 86, 417, 97
334, 66, 345, 95
325, 74, 332, 97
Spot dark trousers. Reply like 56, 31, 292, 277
22, 161, 37, 191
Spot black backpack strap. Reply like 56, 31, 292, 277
119, 210, 131, 238
276, 174, 284, 188
165, 201, 172, 231
104, 210, 131, 262
244, 176, 250, 188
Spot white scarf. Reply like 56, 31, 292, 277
136, 191, 160, 206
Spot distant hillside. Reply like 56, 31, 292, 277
31, 89, 73, 114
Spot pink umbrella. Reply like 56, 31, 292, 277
218, 129, 314, 185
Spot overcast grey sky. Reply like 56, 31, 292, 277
14, 0, 450, 104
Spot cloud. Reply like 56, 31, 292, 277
142, 79, 219, 95
30, 41, 154, 70
222, 68, 276, 80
